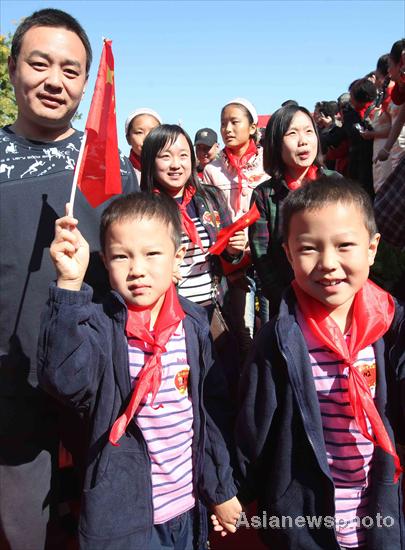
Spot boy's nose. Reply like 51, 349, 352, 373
128, 259, 145, 278
317, 249, 338, 271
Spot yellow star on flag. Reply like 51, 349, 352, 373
106, 66, 114, 85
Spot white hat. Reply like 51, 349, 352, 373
224, 97, 258, 124
125, 108, 162, 135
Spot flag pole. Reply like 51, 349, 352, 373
68, 129, 88, 217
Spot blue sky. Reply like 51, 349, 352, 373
2, 0, 404, 153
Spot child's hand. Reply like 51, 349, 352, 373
225, 230, 246, 257
50, 204, 90, 291
210, 496, 242, 537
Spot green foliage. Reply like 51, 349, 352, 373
0, 33, 17, 126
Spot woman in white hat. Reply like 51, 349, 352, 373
125, 108, 162, 181
203, 98, 269, 364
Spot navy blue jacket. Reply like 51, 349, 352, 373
235, 287, 405, 550
37, 284, 237, 549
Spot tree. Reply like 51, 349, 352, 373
0, 33, 17, 126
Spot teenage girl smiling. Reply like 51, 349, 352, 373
249, 104, 340, 316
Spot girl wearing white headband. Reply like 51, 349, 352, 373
125, 108, 162, 181
203, 98, 269, 364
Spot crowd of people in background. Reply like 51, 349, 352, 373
0, 7, 404, 550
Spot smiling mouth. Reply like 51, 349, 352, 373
38, 94, 64, 106
318, 279, 343, 287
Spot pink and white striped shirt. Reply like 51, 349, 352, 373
128, 320, 195, 524
298, 313, 376, 549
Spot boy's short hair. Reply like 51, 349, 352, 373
282, 176, 378, 241
100, 192, 183, 252
11, 8, 92, 75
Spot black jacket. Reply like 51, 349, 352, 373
235, 287, 405, 549
38, 284, 237, 549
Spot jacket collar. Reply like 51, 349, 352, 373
275, 287, 333, 480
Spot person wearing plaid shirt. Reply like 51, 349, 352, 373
374, 155, 405, 250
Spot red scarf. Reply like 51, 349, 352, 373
109, 284, 185, 446
208, 203, 260, 256
129, 150, 141, 172
292, 279, 402, 483
285, 164, 318, 191
178, 186, 205, 252
354, 101, 374, 120
224, 139, 257, 213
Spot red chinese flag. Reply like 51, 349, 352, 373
77, 39, 122, 207
208, 203, 260, 256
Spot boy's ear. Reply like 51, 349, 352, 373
174, 244, 187, 269
282, 242, 293, 266
368, 233, 380, 266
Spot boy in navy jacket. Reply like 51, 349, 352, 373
38, 192, 241, 549
233, 177, 404, 549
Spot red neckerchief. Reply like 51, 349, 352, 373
381, 82, 394, 113
208, 203, 260, 255
292, 279, 402, 483
285, 164, 318, 191
109, 284, 185, 446
129, 150, 141, 171
224, 139, 257, 213
178, 186, 205, 252
354, 101, 374, 120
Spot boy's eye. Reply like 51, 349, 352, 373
112, 254, 127, 260
339, 242, 355, 249
147, 250, 161, 257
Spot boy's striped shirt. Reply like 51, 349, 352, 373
128, 320, 195, 524
298, 312, 376, 549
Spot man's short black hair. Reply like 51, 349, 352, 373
282, 176, 378, 241
100, 192, 183, 253
11, 8, 92, 75
349, 78, 377, 104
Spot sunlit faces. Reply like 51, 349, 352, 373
284, 202, 379, 327
8, 26, 88, 137
220, 105, 256, 152
281, 111, 318, 175
102, 216, 186, 322
154, 134, 192, 198
195, 143, 218, 167
127, 114, 161, 157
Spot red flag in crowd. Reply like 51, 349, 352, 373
76, 39, 122, 207
208, 203, 261, 256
